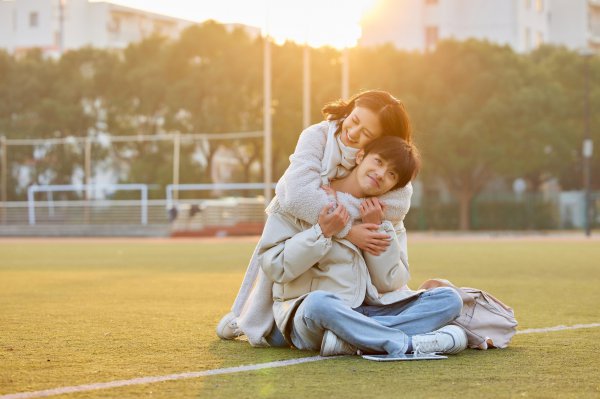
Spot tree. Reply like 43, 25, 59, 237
165, 22, 263, 188
413, 40, 566, 230
530, 46, 600, 191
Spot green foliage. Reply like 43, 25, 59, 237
0, 27, 598, 226
406, 196, 558, 230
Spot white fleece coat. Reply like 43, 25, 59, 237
231, 120, 413, 347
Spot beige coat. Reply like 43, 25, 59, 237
258, 203, 421, 342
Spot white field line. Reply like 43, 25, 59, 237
0, 356, 332, 399
2, 323, 600, 399
516, 322, 600, 334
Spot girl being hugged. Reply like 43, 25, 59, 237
217, 90, 414, 347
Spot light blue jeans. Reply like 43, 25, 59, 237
288, 287, 462, 355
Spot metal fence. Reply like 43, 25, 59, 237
0, 197, 267, 237
1, 191, 598, 237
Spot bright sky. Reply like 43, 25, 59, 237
98, 0, 376, 48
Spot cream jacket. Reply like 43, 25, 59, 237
258, 203, 420, 342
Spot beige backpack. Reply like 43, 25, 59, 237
418, 279, 518, 349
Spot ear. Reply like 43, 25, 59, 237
355, 150, 365, 165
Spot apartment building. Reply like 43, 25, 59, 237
360, 0, 600, 52
0, 0, 194, 57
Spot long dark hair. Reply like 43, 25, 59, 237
321, 90, 412, 143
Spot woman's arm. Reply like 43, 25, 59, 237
275, 122, 330, 226
344, 183, 413, 254
379, 182, 413, 225
276, 121, 357, 238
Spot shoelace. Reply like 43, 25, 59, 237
229, 319, 242, 336
414, 332, 456, 355
414, 335, 439, 355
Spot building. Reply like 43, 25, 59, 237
0, 0, 194, 57
360, 0, 600, 52
548, 0, 600, 50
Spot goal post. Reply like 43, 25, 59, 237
27, 184, 149, 225
165, 183, 277, 211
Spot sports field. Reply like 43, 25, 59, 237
1, 236, 599, 399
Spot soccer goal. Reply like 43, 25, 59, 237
27, 184, 149, 225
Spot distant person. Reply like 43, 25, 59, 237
256, 136, 466, 356
217, 90, 414, 346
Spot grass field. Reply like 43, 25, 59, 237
1, 237, 600, 398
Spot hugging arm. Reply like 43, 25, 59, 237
275, 122, 355, 238
346, 183, 413, 255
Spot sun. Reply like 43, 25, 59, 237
98, 0, 376, 48
264, 0, 377, 48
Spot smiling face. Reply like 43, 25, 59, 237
339, 106, 383, 149
353, 151, 400, 197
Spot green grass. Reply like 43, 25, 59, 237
1, 239, 599, 398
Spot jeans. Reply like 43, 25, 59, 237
289, 287, 462, 355
265, 323, 288, 347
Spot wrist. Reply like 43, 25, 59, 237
317, 222, 332, 238
346, 226, 357, 243
363, 218, 382, 225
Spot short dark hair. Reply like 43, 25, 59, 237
362, 136, 421, 190
321, 90, 413, 143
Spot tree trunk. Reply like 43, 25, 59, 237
458, 190, 473, 231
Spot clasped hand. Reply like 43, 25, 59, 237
317, 203, 349, 238
318, 187, 390, 255
359, 197, 385, 225
349, 197, 389, 255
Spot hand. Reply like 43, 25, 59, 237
346, 223, 390, 256
318, 203, 349, 238
360, 197, 385, 225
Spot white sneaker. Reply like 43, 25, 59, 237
216, 312, 243, 340
411, 325, 468, 355
320, 330, 358, 357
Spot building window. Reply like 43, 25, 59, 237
108, 16, 121, 33
425, 0, 438, 5
29, 12, 38, 28
535, 31, 544, 48
425, 26, 439, 50
535, 0, 543, 12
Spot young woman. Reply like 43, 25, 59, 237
216, 90, 415, 347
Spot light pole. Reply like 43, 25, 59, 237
263, 3, 273, 208
302, 6, 311, 129
341, 47, 350, 100
0, 136, 6, 224
58, 0, 65, 55
580, 48, 594, 237
303, 43, 311, 129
